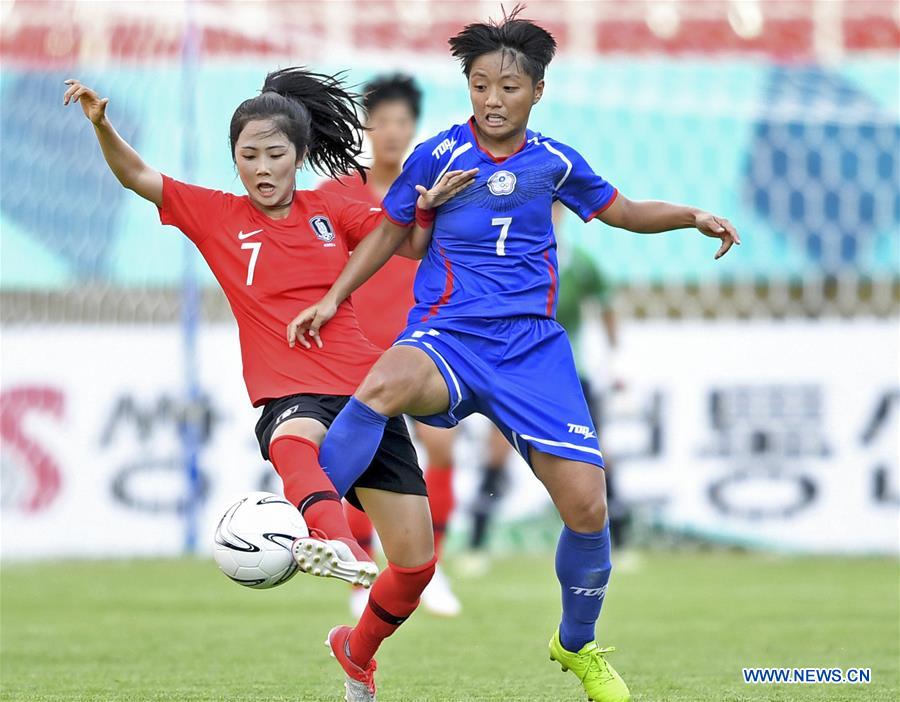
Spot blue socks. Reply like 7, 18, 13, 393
555, 523, 612, 652
320, 396, 388, 497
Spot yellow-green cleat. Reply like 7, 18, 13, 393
549, 629, 631, 702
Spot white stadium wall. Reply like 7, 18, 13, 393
594, 320, 899, 555
1, 320, 897, 559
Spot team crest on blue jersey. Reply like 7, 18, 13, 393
487, 170, 517, 196
309, 216, 335, 242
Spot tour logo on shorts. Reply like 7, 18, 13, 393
487, 170, 517, 196
567, 423, 596, 440
309, 216, 336, 245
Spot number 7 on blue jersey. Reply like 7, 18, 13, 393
492, 217, 512, 256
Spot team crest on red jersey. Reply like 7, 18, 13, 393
309, 216, 335, 243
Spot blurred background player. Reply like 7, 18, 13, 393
462, 423, 510, 575
317, 73, 462, 618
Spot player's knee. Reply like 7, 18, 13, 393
356, 368, 408, 416
562, 493, 608, 533
381, 531, 435, 569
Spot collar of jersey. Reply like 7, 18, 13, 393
466, 117, 529, 164
246, 190, 305, 227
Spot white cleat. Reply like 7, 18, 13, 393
420, 563, 462, 617
343, 676, 377, 702
325, 626, 377, 702
291, 537, 378, 588
349, 586, 369, 620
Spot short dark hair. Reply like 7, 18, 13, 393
448, 4, 556, 85
230, 67, 366, 181
363, 73, 423, 121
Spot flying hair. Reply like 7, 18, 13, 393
229, 67, 367, 181
448, 4, 557, 84
363, 73, 423, 120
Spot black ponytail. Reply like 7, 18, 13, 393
230, 67, 367, 181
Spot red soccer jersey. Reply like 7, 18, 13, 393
317, 174, 419, 350
158, 175, 384, 406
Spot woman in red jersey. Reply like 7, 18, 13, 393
64, 68, 474, 702
318, 73, 462, 618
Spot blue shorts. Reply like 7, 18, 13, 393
393, 316, 604, 469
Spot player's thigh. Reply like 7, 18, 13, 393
530, 449, 608, 533
413, 421, 457, 468
357, 344, 450, 417
355, 488, 434, 567
270, 416, 327, 445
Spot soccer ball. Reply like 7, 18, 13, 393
213, 491, 309, 589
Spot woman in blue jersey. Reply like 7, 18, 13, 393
287, 8, 739, 701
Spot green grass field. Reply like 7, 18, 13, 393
2, 552, 897, 701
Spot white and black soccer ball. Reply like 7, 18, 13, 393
213, 491, 309, 589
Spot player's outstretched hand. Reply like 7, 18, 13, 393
287, 297, 338, 349
415, 168, 478, 210
63, 79, 109, 125
696, 212, 741, 259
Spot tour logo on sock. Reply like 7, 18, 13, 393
569, 584, 608, 599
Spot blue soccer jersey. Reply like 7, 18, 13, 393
382, 118, 617, 324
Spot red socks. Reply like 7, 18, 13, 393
348, 556, 437, 665
268, 435, 370, 562
425, 467, 455, 557
344, 501, 375, 558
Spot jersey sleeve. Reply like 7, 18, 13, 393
322, 192, 384, 250
550, 141, 618, 223
157, 175, 230, 245
381, 141, 440, 226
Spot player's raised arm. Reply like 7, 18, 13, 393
63, 79, 163, 206
597, 194, 741, 260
